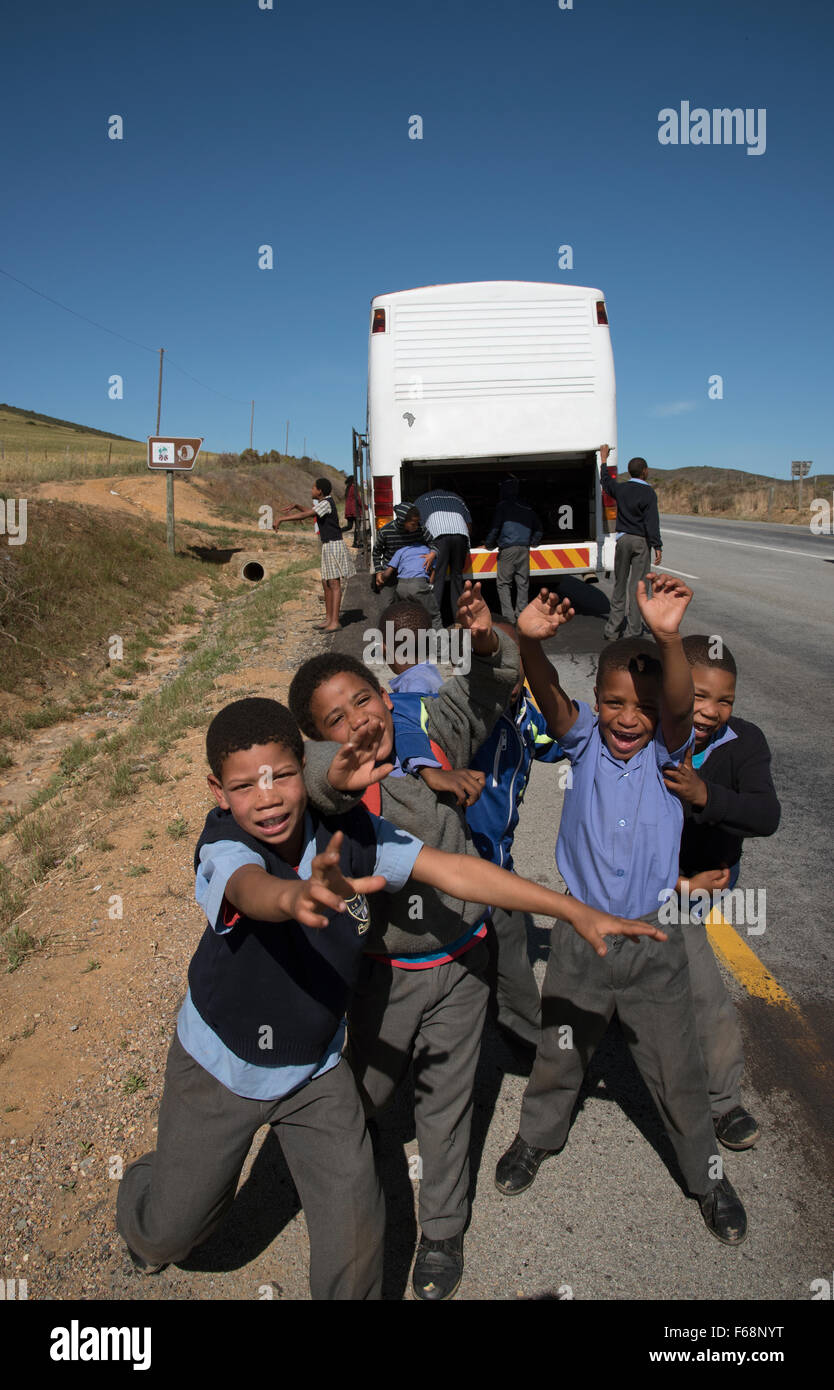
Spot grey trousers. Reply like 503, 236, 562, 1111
496, 545, 530, 621
394, 576, 444, 629
345, 940, 489, 1239
683, 921, 745, 1117
116, 1033, 384, 1300
519, 919, 720, 1196
487, 907, 541, 1046
605, 533, 651, 638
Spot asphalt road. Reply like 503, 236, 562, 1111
331, 516, 834, 1303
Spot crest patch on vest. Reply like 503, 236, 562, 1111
343, 893, 370, 935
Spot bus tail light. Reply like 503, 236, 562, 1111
595, 300, 608, 325
374, 475, 394, 526
372, 308, 386, 333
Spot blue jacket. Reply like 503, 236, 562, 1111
466, 693, 564, 870
392, 686, 565, 872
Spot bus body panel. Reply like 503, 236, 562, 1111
367, 281, 617, 577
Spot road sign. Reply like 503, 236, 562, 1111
791, 460, 812, 478
147, 437, 203, 470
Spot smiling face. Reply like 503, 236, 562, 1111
690, 663, 736, 750
595, 667, 661, 762
207, 740, 307, 864
309, 671, 395, 761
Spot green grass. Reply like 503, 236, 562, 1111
127, 864, 149, 877
3, 925, 40, 972
122, 1072, 147, 1095
166, 815, 187, 840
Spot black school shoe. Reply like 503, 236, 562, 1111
714, 1105, 760, 1150
495, 1133, 556, 1195
412, 1231, 464, 1301
698, 1176, 748, 1245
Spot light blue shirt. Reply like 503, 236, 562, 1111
692, 722, 737, 769
180, 812, 422, 1099
389, 662, 445, 695
388, 544, 434, 580
556, 700, 694, 919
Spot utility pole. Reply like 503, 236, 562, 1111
285, 420, 289, 457
156, 348, 165, 433
250, 400, 254, 451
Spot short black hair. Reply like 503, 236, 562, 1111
597, 636, 662, 686
206, 698, 303, 778
289, 654, 382, 739
315, 477, 332, 495
627, 457, 648, 478
384, 600, 433, 641
403, 504, 421, 523
682, 634, 737, 677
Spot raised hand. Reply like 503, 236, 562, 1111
517, 588, 575, 643
327, 718, 394, 792
456, 581, 493, 646
635, 572, 692, 640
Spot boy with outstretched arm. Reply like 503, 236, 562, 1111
289, 583, 665, 1300
662, 634, 780, 1151
495, 575, 749, 1245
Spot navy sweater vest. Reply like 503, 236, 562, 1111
189, 806, 378, 1066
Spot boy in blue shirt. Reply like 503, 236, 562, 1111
378, 539, 443, 629
495, 575, 748, 1245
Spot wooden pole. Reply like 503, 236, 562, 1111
285, 420, 289, 456
250, 400, 254, 451
166, 470, 175, 555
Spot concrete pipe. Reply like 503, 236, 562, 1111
236, 550, 283, 583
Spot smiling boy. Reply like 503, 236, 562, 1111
495, 575, 749, 1245
289, 583, 666, 1297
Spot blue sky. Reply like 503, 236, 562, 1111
2, 0, 832, 478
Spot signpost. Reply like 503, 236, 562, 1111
791, 460, 812, 513
147, 437, 204, 555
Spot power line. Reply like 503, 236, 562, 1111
0, 265, 250, 407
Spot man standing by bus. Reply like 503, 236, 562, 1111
414, 485, 472, 623
601, 444, 663, 640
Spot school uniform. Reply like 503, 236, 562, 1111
517, 701, 721, 1198
678, 717, 780, 1119
116, 804, 421, 1299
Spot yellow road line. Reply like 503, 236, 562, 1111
705, 908, 801, 1015
706, 908, 834, 1080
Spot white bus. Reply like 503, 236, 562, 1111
361, 280, 618, 580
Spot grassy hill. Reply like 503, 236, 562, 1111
0, 404, 344, 495
643, 465, 834, 525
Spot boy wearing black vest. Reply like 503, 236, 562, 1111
116, 697, 416, 1299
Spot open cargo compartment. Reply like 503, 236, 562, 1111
400, 452, 610, 578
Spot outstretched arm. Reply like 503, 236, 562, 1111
411, 846, 667, 957
224, 833, 386, 930
635, 573, 693, 754
516, 589, 579, 741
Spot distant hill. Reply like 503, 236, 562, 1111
611, 464, 834, 526
0, 403, 137, 442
